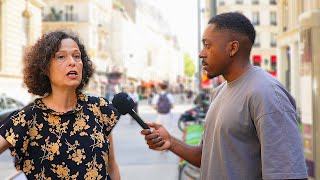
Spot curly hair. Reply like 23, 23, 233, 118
208, 12, 256, 45
23, 30, 94, 96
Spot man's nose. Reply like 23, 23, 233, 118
199, 49, 205, 59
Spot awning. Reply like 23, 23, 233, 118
253, 55, 261, 63
271, 55, 277, 63
268, 71, 277, 77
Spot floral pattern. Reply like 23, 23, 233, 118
0, 92, 119, 180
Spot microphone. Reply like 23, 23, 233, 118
112, 92, 150, 129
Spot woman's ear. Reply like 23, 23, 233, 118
229, 41, 239, 57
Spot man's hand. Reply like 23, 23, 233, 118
141, 122, 171, 151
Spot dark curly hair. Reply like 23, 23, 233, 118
23, 30, 94, 96
208, 12, 256, 45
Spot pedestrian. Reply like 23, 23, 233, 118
128, 86, 139, 124
0, 30, 121, 180
152, 82, 174, 131
141, 12, 308, 180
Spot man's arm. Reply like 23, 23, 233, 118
141, 123, 202, 168
167, 135, 202, 167
0, 135, 11, 154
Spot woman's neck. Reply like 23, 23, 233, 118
42, 90, 78, 113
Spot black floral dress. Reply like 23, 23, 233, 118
0, 93, 120, 180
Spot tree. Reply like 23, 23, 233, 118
184, 53, 196, 77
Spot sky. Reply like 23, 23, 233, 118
156, 0, 199, 62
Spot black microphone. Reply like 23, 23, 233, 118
112, 92, 150, 129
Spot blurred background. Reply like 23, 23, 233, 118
0, 0, 320, 179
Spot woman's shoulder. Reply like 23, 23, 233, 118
84, 94, 110, 107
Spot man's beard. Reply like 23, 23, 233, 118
207, 74, 217, 79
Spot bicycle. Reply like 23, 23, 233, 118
178, 118, 204, 180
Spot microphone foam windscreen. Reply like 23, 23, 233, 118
112, 92, 135, 115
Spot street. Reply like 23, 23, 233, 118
0, 98, 193, 180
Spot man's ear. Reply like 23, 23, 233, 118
229, 41, 239, 57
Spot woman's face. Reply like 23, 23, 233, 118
48, 38, 83, 91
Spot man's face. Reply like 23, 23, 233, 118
199, 24, 232, 79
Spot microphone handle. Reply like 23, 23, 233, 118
129, 110, 150, 129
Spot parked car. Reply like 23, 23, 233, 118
0, 95, 25, 122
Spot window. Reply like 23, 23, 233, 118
253, 32, 260, 47
270, 33, 277, 47
0, 1, 2, 71
252, 55, 261, 66
236, 0, 243, 4
269, 0, 276, 5
270, 12, 277, 25
219, 0, 225, 5
252, 12, 260, 25
252, 0, 259, 5
270, 55, 277, 71
147, 51, 152, 66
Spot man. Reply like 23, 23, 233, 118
152, 82, 174, 131
141, 12, 308, 180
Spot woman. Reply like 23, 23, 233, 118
0, 31, 120, 180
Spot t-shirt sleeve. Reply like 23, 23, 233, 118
256, 111, 307, 179
252, 84, 308, 179
0, 110, 29, 159
99, 97, 120, 137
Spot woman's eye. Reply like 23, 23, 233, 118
58, 56, 65, 59
73, 55, 81, 61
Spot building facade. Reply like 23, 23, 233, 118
216, 0, 278, 75
0, 0, 44, 103
278, 0, 320, 179
42, 0, 112, 97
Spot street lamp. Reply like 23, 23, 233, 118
197, 0, 202, 92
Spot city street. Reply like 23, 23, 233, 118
0, 98, 193, 180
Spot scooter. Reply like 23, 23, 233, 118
177, 101, 209, 132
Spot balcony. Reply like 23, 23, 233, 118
270, 42, 277, 47
252, 0, 259, 5
270, 0, 277, 5
252, 20, 260, 26
253, 42, 260, 48
270, 21, 277, 26
42, 7, 87, 22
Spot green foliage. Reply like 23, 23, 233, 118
184, 53, 196, 77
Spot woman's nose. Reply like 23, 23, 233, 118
67, 56, 76, 66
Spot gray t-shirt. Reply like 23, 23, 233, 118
200, 67, 307, 180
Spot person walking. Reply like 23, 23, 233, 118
152, 82, 174, 132
141, 12, 308, 180
128, 86, 139, 124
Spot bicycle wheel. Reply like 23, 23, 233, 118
178, 118, 186, 132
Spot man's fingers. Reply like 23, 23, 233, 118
155, 140, 165, 147
141, 129, 152, 135
145, 133, 159, 141
152, 137, 163, 144
145, 122, 162, 130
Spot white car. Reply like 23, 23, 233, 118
0, 96, 25, 121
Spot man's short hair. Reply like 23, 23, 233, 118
208, 12, 256, 45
